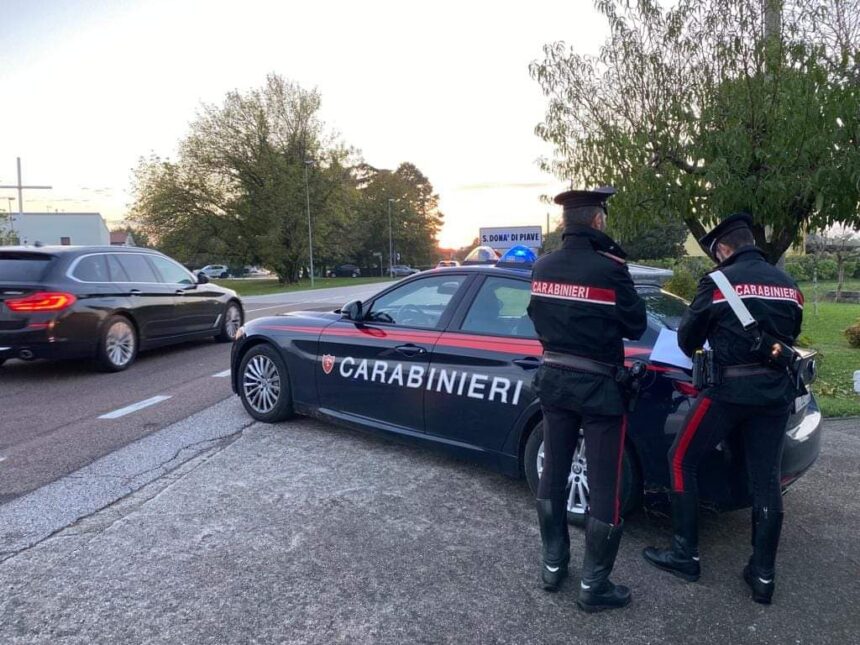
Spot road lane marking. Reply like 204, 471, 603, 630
246, 303, 302, 313
212, 369, 231, 378
99, 395, 172, 420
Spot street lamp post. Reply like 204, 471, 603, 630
304, 159, 315, 288
388, 198, 395, 277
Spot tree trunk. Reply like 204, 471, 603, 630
836, 255, 845, 302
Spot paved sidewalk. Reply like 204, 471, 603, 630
0, 403, 857, 644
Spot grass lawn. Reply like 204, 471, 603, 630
797, 279, 860, 301
212, 276, 391, 297
796, 298, 860, 417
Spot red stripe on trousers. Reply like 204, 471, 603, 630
614, 415, 627, 525
672, 397, 713, 492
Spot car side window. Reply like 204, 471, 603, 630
366, 275, 466, 328
460, 277, 536, 338
72, 255, 109, 282
148, 255, 195, 285
116, 254, 159, 283
106, 254, 131, 282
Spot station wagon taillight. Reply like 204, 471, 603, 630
5, 292, 77, 312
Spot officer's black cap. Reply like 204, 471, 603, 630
554, 186, 617, 211
699, 212, 754, 256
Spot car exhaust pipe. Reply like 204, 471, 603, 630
18, 349, 35, 360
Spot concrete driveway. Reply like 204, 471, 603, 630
0, 403, 857, 644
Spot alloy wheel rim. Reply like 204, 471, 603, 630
536, 433, 589, 517
105, 321, 135, 367
225, 305, 242, 339
243, 354, 281, 414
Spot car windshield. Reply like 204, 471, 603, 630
639, 288, 688, 330
0, 253, 54, 282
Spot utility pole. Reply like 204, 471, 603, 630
304, 159, 315, 287
388, 198, 395, 277
0, 158, 52, 237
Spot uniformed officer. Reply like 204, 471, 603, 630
527, 187, 647, 613
642, 213, 804, 604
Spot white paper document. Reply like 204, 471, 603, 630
649, 328, 693, 370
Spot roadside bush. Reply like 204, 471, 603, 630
664, 268, 698, 300
845, 320, 860, 348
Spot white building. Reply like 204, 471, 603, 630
8, 212, 111, 246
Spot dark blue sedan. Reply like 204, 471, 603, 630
230, 262, 822, 524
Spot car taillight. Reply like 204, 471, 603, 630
673, 380, 699, 398
5, 292, 77, 312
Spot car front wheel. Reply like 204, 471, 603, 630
216, 301, 243, 342
96, 315, 138, 372
524, 420, 642, 527
238, 344, 294, 422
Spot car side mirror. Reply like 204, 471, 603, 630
341, 300, 363, 321
197, 272, 210, 284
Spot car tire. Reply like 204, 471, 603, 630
238, 343, 294, 422
352, 271, 359, 278
96, 315, 138, 372
216, 301, 243, 342
220, 271, 229, 279
524, 419, 642, 528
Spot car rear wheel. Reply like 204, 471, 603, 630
216, 301, 243, 342
524, 420, 642, 527
238, 344, 294, 422
220, 271, 229, 279
96, 315, 138, 372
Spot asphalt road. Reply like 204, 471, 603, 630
0, 401, 856, 644
0, 281, 392, 503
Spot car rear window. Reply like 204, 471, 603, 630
0, 253, 55, 282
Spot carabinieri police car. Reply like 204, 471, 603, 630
230, 248, 822, 524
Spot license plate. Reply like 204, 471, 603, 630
794, 393, 811, 413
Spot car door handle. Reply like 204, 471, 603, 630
129, 289, 142, 295
395, 344, 426, 357
513, 357, 541, 369
175, 289, 186, 295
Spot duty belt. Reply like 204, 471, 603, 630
722, 363, 783, 379
541, 351, 620, 378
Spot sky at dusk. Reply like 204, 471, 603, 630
1, 0, 608, 248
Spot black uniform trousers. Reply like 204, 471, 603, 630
670, 395, 790, 512
538, 404, 626, 525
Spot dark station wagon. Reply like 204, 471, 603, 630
0, 246, 244, 371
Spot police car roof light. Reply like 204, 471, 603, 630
496, 245, 537, 268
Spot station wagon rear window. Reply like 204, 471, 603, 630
0, 253, 54, 282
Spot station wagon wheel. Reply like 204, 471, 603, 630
524, 420, 642, 528
96, 315, 138, 372
238, 343, 294, 422
216, 301, 243, 342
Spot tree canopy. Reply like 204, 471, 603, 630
130, 74, 443, 281
530, 0, 860, 263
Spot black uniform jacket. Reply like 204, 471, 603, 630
678, 246, 804, 406
527, 226, 647, 416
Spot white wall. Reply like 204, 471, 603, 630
10, 213, 110, 246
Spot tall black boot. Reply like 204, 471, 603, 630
536, 498, 570, 591
642, 491, 701, 582
743, 507, 783, 604
576, 517, 631, 612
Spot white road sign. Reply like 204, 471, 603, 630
479, 226, 543, 250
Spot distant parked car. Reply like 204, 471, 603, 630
243, 266, 271, 277
199, 264, 230, 279
391, 265, 419, 277
437, 260, 460, 268
0, 246, 243, 371
333, 264, 362, 278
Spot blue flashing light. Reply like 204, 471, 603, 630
497, 245, 537, 267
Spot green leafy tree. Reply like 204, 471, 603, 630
616, 218, 688, 260
530, 0, 860, 263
